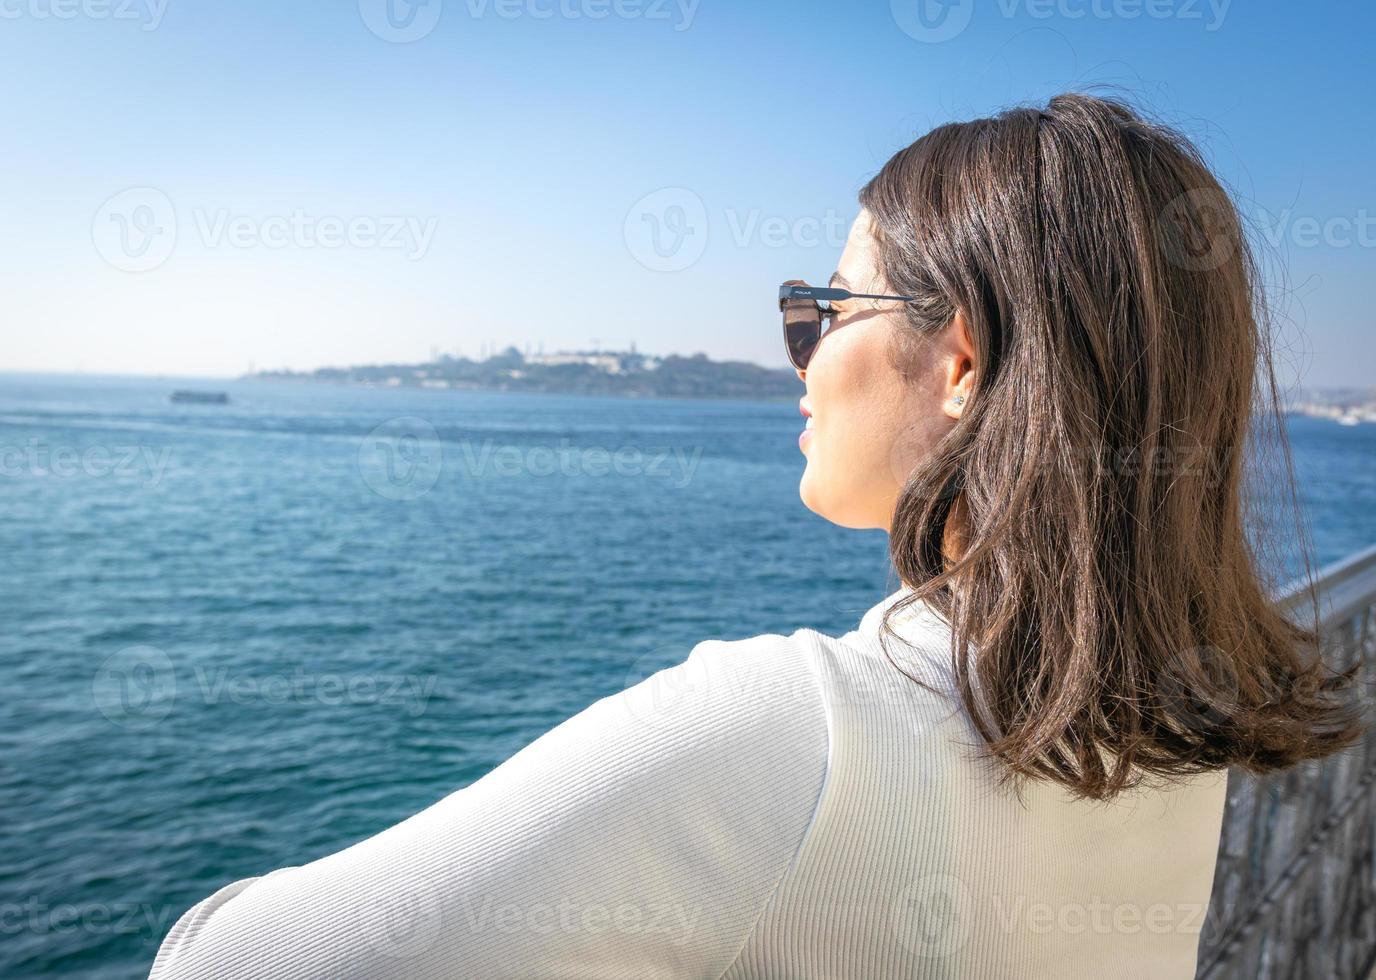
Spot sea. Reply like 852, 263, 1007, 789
2, 373, 1373, 979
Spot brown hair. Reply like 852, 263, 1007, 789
861, 93, 1364, 801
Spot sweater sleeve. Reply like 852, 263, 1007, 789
148, 631, 830, 980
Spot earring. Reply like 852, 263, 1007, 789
952, 395, 965, 406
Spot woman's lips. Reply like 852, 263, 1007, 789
799, 400, 814, 451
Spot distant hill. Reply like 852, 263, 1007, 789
249, 348, 803, 400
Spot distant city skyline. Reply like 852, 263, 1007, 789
2, 2, 1373, 387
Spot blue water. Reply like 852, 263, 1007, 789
1, 374, 1373, 980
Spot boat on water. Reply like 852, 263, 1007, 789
170, 390, 230, 405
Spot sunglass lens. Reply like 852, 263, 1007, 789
783, 301, 821, 370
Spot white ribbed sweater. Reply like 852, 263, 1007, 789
149, 590, 1228, 979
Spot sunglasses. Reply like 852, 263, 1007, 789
778, 280, 915, 371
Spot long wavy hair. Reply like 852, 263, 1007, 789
863, 93, 1364, 801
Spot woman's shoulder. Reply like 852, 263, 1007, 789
635, 594, 963, 758
675, 587, 954, 673
644, 598, 947, 723
604, 629, 831, 767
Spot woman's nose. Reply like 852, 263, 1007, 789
795, 367, 806, 383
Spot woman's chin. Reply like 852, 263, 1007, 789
799, 467, 880, 530
798, 466, 821, 515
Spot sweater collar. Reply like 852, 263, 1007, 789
856, 585, 948, 639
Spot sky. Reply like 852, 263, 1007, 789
2, 0, 1372, 386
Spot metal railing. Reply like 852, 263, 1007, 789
1196, 543, 1376, 979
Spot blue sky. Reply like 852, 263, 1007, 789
3, 0, 1372, 386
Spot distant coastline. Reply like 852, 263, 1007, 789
1289, 388, 1376, 426
247, 347, 804, 401
242, 348, 1374, 419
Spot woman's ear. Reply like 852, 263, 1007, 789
942, 310, 976, 420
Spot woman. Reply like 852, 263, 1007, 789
150, 94, 1361, 979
